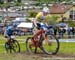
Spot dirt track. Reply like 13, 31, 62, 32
25, 52, 75, 59
0, 52, 75, 60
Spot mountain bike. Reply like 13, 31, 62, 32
26, 26, 60, 55
5, 35, 20, 53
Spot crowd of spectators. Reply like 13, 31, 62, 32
50, 26, 75, 39
0, 23, 75, 39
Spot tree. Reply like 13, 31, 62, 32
14, 1, 22, 6
47, 15, 59, 25
17, 0, 21, 3
7, 0, 11, 2
37, 0, 71, 4
0, 0, 4, 4
67, 19, 75, 27
29, 11, 37, 17
38, 0, 51, 4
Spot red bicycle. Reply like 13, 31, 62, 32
26, 26, 59, 55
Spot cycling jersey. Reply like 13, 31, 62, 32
35, 12, 50, 22
34, 12, 50, 30
5, 26, 14, 37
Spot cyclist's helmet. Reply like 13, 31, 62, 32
42, 6, 50, 13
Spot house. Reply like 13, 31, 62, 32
50, 4, 75, 22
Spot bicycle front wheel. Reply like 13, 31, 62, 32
41, 34, 59, 55
5, 40, 20, 53
12, 40, 20, 53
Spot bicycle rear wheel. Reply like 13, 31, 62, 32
26, 37, 37, 53
40, 34, 59, 55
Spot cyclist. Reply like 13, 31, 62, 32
33, 6, 51, 45
4, 25, 17, 47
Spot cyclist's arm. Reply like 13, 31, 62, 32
33, 12, 42, 26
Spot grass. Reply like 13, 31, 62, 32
0, 43, 26, 53
59, 42, 75, 55
0, 35, 32, 53
41, 42, 75, 55
0, 35, 75, 54
0, 35, 75, 60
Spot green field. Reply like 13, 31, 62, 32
0, 35, 75, 54
0, 35, 75, 60
0, 35, 31, 53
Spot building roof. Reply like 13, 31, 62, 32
50, 4, 73, 14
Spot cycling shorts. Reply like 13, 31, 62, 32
36, 23, 47, 31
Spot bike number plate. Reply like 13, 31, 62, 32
11, 36, 15, 39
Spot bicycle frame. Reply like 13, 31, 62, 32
26, 27, 59, 54
32, 28, 45, 47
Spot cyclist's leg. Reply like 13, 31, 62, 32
5, 35, 11, 49
33, 25, 41, 42
33, 22, 43, 43
42, 33, 51, 45
5, 35, 11, 44
34, 28, 44, 39
33, 27, 38, 35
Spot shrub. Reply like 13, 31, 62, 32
67, 19, 75, 27
47, 15, 59, 25
28, 11, 37, 17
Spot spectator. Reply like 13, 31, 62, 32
71, 27, 75, 38
54, 26, 58, 36
61, 15, 67, 22
58, 28, 64, 38
67, 27, 72, 38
